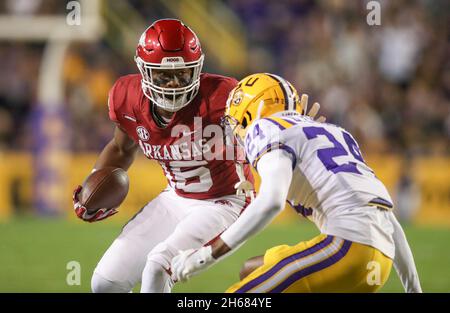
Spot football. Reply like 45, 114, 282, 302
79, 167, 129, 213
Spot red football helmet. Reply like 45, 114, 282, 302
135, 19, 204, 112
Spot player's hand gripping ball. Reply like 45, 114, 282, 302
73, 167, 129, 222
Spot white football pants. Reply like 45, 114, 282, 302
91, 188, 246, 292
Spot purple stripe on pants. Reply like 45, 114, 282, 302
235, 235, 334, 293
269, 240, 352, 293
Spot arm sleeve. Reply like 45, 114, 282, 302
388, 212, 422, 293
220, 149, 294, 249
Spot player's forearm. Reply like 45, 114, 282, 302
217, 151, 293, 255
93, 126, 138, 171
218, 192, 283, 254
389, 212, 422, 293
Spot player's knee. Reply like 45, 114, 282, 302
141, 258, 174, 293
143, 253, 171, 281
146, 244, 173, 270
143, 258, 165, 275
239, 255, 264, 280
91, 272, 131, 293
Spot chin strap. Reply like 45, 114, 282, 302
151, 103, 170, 127
234, 161, 255, 201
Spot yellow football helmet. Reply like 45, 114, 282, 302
222, 73, 302, 145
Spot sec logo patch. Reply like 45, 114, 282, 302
136, 126, 150, 141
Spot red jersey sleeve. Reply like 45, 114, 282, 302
107, 76, 133, 123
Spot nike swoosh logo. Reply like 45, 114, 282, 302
123, 115, 137, 122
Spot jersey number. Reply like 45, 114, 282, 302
303, 126, 365, 174
162, 160, 213, 193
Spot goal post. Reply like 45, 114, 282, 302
0, 0, 103, 217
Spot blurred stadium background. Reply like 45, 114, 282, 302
0, 0, 449, 292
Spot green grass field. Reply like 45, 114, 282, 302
1, 217, 449, 292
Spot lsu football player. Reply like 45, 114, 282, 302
171, 73, 422, 293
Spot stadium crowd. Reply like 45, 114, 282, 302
0, 0, 448, 155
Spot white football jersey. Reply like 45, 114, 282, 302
244, 111, 395, 258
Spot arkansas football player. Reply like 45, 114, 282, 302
73, 19, 254, 293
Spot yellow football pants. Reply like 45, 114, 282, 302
226, 234, 392, 293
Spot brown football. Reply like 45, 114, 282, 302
79, 167, 129, 213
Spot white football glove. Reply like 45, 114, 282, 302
171, 246, 215, 282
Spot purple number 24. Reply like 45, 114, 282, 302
303, 126, 365, 174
